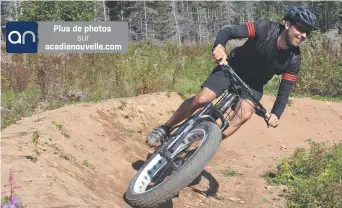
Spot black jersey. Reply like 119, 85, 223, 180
214, 20, 301, 118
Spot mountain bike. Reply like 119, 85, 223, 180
125, 63, 270, 208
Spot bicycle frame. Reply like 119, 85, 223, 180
162, 63, 270, 160
221, 64, 269, 118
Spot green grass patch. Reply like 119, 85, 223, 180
1, 87, 41, 129
261, 198, 269, 203
264, 141, 342, 208
32, 130, 40, 161
51, 120, 63, 130
223, 168, 241, 177
98, 147, 107, 152
82, 160, 95, 169
51, 121, 70, 138
310, 95, 342, 102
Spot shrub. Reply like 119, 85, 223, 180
295, 30, 342, 97
1, 87, 41, 129
265, 141, 342, 208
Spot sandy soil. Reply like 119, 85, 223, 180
2, 92, 342, 208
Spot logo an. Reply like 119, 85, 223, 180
6, 21, 38, 53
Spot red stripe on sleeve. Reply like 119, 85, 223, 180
250, 22, 255, 37
246, 22, 256, 37
282, 73, 297, 82
246, 22, 252, 36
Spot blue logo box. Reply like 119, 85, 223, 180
6, 21, 38, 53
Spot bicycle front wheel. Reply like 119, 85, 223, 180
125, 121, 222, 208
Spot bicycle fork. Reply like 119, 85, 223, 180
161, 93, 239, 161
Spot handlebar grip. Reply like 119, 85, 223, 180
255, 108, 270, 128
265, 112, 271, 120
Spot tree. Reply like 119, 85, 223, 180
10, 1, 342, 43
19, 1, 96, 21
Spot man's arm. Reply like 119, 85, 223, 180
271, 56, 301, 119
212, 21, 269, 65
213, 21, 269, 48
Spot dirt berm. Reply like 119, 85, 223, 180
2, 92, 342, 208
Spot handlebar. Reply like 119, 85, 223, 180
220, 63, 271, 127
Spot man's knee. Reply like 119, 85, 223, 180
193, 94, 210, 107
192, 88, 217, 108
233, 100, 255, 124
240, 110, 253, 123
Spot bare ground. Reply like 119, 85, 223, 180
1, 92, 342, 208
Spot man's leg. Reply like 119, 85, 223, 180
146, 87, 217, 147
222, 99, 256, 139
166, 87, 217, 127
166, 65, 232, 128
146, 64, 233, 147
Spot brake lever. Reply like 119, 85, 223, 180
264, 112, 271, 128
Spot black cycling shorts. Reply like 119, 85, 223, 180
201, 65, 263, 103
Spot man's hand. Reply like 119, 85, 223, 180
212, 44, 228, 65
267, 113, 279, 128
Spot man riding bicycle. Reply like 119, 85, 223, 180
147, 5, 318, 148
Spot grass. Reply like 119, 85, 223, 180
118, 100, 127, 110
51, 120, 70, 138
98, 147, 106, 152
85, 94, 102, 102
265, 190, 273, 194
82, 160, 95, 169
122, 127, 134, 135
1, 196, 9, 205
310, 95, 342, 102
51, 120, 63, 130
34, 116, 44, 122
1, 33, 341, 129
264, 141, 342, 208
45, 142, 69, 160
32, 130, 40, 161
262, 198, 269, 203
1, 87, 41, 129
167, 110, 176, 115
59, 152, 69, 160
223, 168, 241, 177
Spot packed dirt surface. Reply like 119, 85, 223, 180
2, 92, 342, 208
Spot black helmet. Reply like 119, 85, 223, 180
284, 5, 318, 30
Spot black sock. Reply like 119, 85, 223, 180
161, 123, 171, 132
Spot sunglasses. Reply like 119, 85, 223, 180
292, 23, 312, 35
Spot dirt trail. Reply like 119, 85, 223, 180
2, 92, 342, 208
